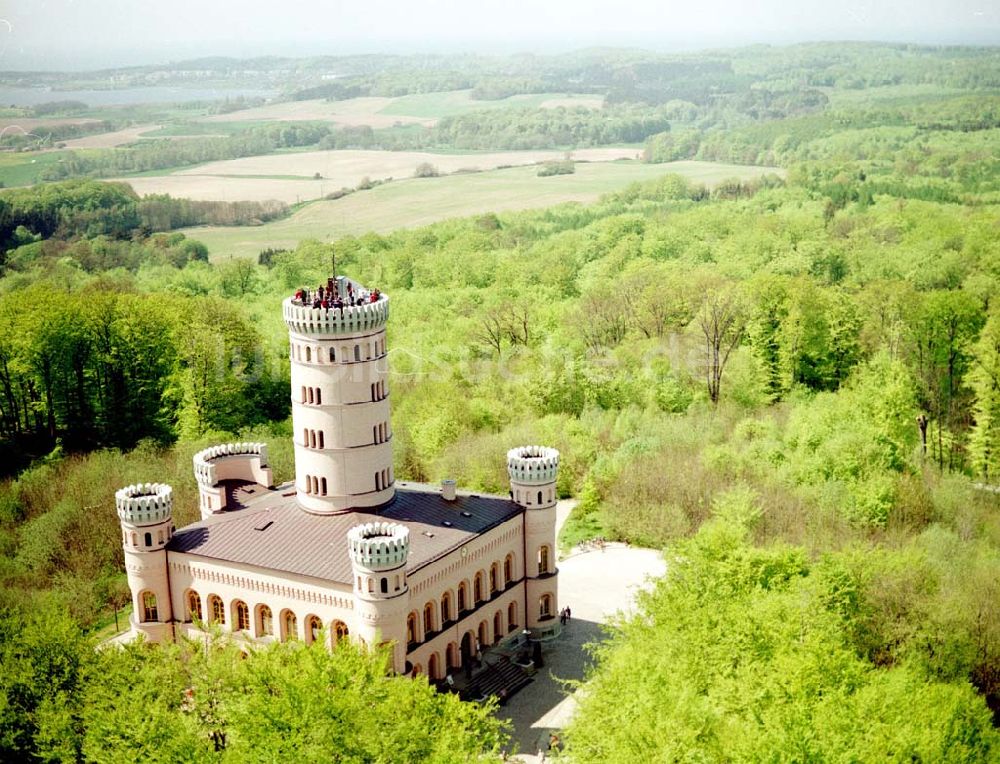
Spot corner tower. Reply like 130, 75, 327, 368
348, 521, 411, 673
508, 445, 560, 638
284, 277, 393, 514
116, 482, 174, 642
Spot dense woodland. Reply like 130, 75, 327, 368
2, 43, 1000, 760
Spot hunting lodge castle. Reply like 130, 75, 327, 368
115, 275, 560, 677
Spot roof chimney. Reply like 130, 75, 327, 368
441, 479, 457, 502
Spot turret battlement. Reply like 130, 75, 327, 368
348, 522, 410, 570
193, 442, 270, 488
116, 483, 173, 526
283, 276, 388, 336
507, 446, 560, 484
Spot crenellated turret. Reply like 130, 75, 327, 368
507, 446, 561, 638
193, 441, 274, 518
347, 521, 410, 671
116, 483, 175, 642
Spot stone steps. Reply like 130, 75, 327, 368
462, 655, 532, 705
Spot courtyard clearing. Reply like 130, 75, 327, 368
495, 501, 666, 761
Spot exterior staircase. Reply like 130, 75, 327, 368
462, 656, 532, 705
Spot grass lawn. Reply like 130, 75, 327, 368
182, 159, 783, 261
90, 603, 133, 642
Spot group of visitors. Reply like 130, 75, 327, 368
293, 278, 381, 310
559, 606, 572, 625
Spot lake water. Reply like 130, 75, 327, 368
0, 86, 278, 108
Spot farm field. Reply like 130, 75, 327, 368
376, 90, 603, 118
114, 146, 646, 203
180, 159, 784, 260
199, 97, 435, 128
0, 116, 102, 133
0, 149, 96, 186
197, 90, 603, 127
59, 124, 161, 148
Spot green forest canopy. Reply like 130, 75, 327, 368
1, 43, 1000, 760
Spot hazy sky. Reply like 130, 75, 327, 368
2, 0, 998, 70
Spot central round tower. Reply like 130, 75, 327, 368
284, 276, 394, 514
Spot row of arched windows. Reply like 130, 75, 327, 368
404, 553, 518, 649
356, 572, 405, 595
513, 487, 556, 506
303, 474, 328, 495
183, 590, 349, 645
373, 422, 390, 444
291, 337, 386, 366
302, 428, 325, 449
123, 527, 172, 550
370, 379, 387, 402
300, 386, 322, 405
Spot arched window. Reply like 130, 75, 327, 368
209, 594, 225, 625
504, 554, 513, 585
307, 387, 314, 404
282, 610, 297, 641
305, 346, 312, 362
307, 615, 322, 644
141, 591, 158, 622
441, 592, 452, 624
309, 430, 316, 448
508, 601, 518, 631
187, 590, 202, 622
478, 620, 489, 648
490, 563, 499, 594
424, 602, 435, 634
458, 582, 468, 612
315, 388, 322, 405
367, 577, 374, 593
494, 611, 503, 643
474, 572, 484, 604
406, 613, 418, 646
144, 532, 152, 547
302, 428, 309, 447
380, 577, 388, 594
371, 383, 376, 402
332, 621, 349, 644
540, 594, 553, 618
318, 431, 324, 449
539, 545, 550, 575
537, 490, 543, 505
258, 605, 273, 637
354, 344, 361, 362
329, 347, 336, 362
320, 477, 327, 496
231, 600, 248, 631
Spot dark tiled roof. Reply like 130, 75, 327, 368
167, 483, 523, 584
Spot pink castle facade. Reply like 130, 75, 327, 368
116, 276, 560, 677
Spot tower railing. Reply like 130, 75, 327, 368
283, 296, 389, 335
